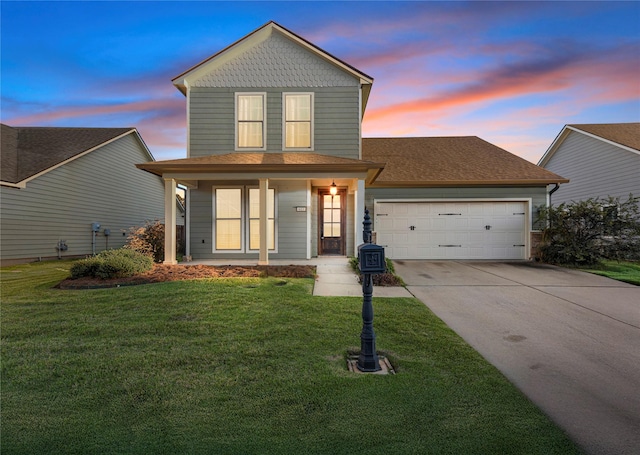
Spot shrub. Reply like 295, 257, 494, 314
69, 257, 100, 279
125, 220, 164, 263
537, 195, 640, 267
70, 249, 153, 280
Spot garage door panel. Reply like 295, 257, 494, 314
374, 201, 527, 260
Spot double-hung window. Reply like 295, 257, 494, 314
236, 93, 266, 150
283, 93, 313, 150
213, 187, 276, 252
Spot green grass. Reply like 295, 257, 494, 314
1, 261, 581, 454
582, 260, 640, 285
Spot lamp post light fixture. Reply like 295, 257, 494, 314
356, 208, 386, 372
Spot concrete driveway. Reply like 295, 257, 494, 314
393, 260, 640, 455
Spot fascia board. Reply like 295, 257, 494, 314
176, 26, 273, 90
368, 179, 569, 188
162, 171, 370, 181
538, 125, 571, 167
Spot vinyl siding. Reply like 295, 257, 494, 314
189, 86, 360, 159
543, 132, 640, 206
0, 134, 165, 263
188, 180, 308, 260
365, 186, 549, 230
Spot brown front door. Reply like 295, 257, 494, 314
319, 188, 346, 255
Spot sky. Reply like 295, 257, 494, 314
1, 1, 639, 164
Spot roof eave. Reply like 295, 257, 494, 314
368, 179, 570, 188
136, 162, 385, 177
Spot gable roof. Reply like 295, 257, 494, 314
538, 123, 640, 167
1, 124, 151, 188
172, 21, 374, 112
362, 137, 568, 187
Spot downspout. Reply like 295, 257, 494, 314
548, 183, 560, 206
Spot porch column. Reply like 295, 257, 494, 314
164, 178, 177, 265
258, 178, 269, 265
355, 179, 365, 247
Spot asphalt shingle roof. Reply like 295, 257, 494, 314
568, 123, 640, 152
1, 124, 134, 184
362, 136, 568, 186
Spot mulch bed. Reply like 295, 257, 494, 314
57, 264, 316, 290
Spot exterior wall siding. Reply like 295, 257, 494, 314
188, 180, 308, 260
543, 132, 640, 206
189, 86, 360, 159
365, 186, 549, 231
0, 134, 165, 263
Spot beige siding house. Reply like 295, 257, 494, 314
538, 123, 640, 206
0, 125, 166, 265
138, 21, 568, 263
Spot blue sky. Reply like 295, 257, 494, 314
2, 1, 639, 163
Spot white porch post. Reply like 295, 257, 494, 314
355, 178, 365, 247
258, 178, 269, 265
164, 178, 177, 265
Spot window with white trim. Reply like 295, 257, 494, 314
236, 93, 266, 150
213, 187, 276, 252
283, 93, 313, 150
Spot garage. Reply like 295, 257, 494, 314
374, 201, 528, 260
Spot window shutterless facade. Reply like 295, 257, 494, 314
213, 186, 276, 252
283, 93, 313, 150
236, 93, 266, 150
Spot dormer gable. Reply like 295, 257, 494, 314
172, 21, 373, 114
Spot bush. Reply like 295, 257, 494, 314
537, 195, 640, 267
70, 249, 153, 280
125, 220, 164, 263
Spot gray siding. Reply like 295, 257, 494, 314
365, 186, 549, 230
0, 134, 165, 263
188, 180, 308, 260
544, 132, 640, 206
189, 86, 360, 159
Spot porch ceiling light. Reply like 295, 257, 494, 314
330, 180, 338, 196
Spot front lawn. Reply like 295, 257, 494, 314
1, 261, 580, 454
583, 260, 640, 285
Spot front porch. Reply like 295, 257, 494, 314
136, 152, 384, 266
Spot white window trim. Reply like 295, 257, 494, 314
235, 92, 267, 151
212, 186, 278, 253
282, 92, 314, 151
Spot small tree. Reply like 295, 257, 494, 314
537, 195, 640, 266
125, 220, 165, 263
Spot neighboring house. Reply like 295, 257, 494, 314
538, 123, 640, 207
137, 21, 567, 263
0, 124, 167, 265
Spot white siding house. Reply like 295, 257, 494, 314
0, 125, 167, 265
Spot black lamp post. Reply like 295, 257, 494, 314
356, 208, 385, 372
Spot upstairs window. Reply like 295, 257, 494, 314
284, 93, 313, 150
236, 93, 266, 149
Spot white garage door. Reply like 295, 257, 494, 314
374, 201, 527, 260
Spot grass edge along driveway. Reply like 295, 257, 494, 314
1, 261, 582, 455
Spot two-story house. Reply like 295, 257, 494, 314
138, 21, 567, 264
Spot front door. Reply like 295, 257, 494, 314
319, 188, 346, 255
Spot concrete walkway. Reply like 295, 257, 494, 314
187, 257, 412, 297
